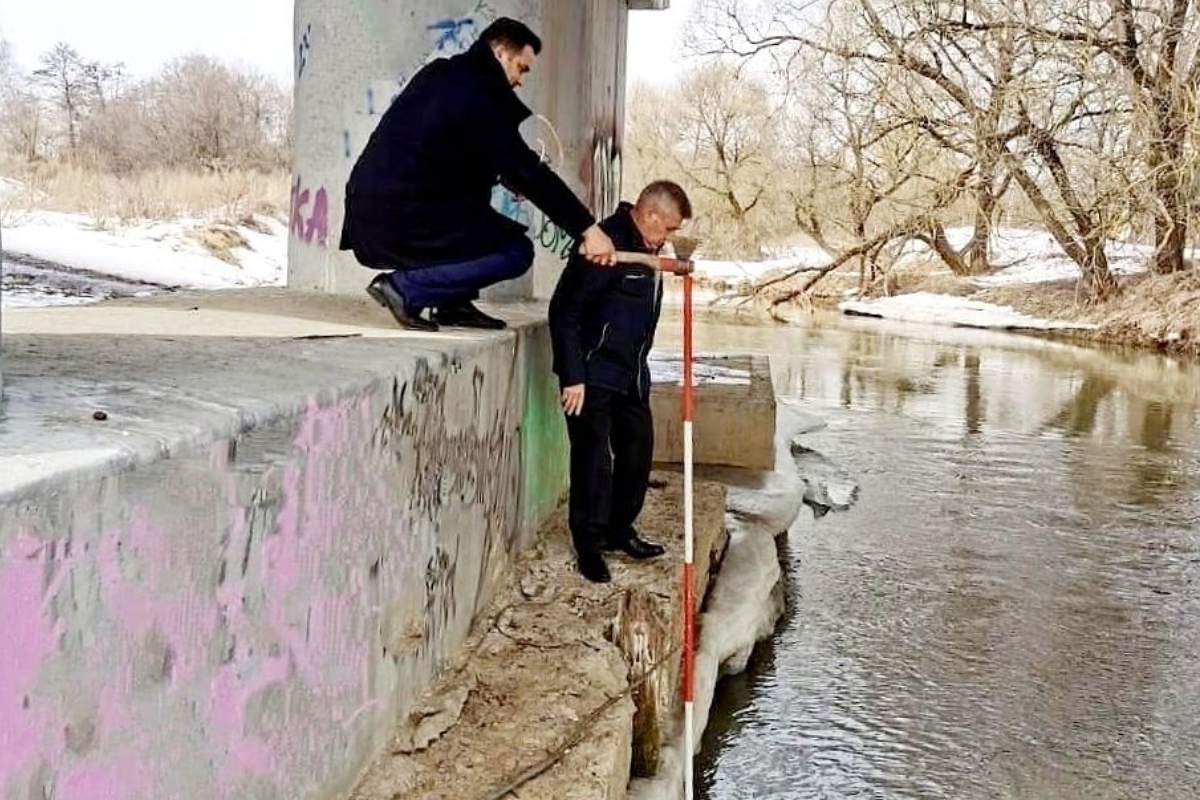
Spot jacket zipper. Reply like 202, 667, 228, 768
586, 323, 610, 363
636, 272, 662, 397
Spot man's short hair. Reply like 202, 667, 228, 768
638, 180, 693, 219
480, 18, 543, 55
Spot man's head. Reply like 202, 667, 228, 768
480, 18, 542, 88
632, 181, 693, 250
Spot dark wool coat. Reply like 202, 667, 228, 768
340, 39, 595, 268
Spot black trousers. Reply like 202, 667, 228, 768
565, 386, 654, 557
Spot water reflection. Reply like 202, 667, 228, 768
657, 312, 1200, 800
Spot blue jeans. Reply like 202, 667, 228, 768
388, 238, 534, 309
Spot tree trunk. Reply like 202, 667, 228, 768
1084, 234, 1117, 300
929, 224, 973, 276
1003, 147, 1118, 301
1152, 140, 1188, 274
965, 187, 994, 275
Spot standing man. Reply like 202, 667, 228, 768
549, 181, 693, 583
340, 18, 616, 331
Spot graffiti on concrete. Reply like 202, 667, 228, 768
493, 185, 532, 228
533, 214, 576, 262
427, 17, 480, 54
297, 23, 313, 79
491, 186, 576, 262
289, 176, 330, 247
0, 340, 545, 799
591, 133, 622, 217
426, 2, 497, 57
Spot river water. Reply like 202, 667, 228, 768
660, 312, 1200, 800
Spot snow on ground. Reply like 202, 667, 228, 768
3, 210, 287, 290
693, 228, 1159, 292
694, 245, 828, 285
935, 227, 1151, 287
685, 227, 1172, 331
840, 292, 1097, 331
1, 286, 100, 309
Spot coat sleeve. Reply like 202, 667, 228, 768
479, 119, 596, 239
549, 256, 619, 388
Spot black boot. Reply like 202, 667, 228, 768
604, 528, 666, 560
367, 274, 438, 332
433, 301, 507, 330
577, 551, 612, 583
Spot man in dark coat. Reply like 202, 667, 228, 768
549, 181, 693, 583
340, 17, 616, 331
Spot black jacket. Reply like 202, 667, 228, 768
549, 203, 663, 400
340, 40, 595, 268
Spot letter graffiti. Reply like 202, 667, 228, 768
491, 186, 574, 262
533, 214, 575, 262
290, 177, 330, 247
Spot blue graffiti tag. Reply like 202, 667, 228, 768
492, 186, 532, 227
427, 17, 479, 53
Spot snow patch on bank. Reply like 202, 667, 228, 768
840, 292, 1098, 331
2, 210, 287, 290
687, 227, 1167, 296
696, 246, 829, 286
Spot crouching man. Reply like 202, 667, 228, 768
549, 181, 693, 583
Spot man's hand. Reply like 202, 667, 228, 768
581, 224, 617, 266
562, 384, 586, 416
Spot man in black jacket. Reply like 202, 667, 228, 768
549, 181, 693, 583
340, 18, 616, 332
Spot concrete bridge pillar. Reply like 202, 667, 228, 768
289, 0, 639, 299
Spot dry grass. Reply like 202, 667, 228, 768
188, 223, 252, 264
966, 270, 1200, 357
0, 160, 289, 226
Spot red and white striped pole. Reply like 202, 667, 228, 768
681, 269, 697, 800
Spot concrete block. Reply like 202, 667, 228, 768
0, 290, 567, 800
649, 353, 776, 471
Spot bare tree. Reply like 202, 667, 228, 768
32, 43, 102, 157
1012, 1, 1200, 274
138, 55, 291, 170
625, 64, 784, 257
696, 0, 1131, 299
0, 38, 44, 160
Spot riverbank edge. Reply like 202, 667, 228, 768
699, 272, 1200, 359
346, 468, 804, 800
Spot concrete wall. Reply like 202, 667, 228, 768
289, 0, 630, 299
0, 302, 567, 800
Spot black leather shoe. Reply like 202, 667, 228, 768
433, 301, 507, 330
605, 531, 666, 560
577, 552, 612, 583
367, 275, 438, 332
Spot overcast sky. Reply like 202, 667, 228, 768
0, 0, 696, 86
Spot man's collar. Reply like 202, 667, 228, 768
617, 202, 656, 254
464, 39, 532, 122
466, 39, 508, 87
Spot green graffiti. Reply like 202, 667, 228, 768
519, 330, 569, 531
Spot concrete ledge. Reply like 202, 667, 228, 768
0, 291, 567, 800
649, 353, 776, 471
